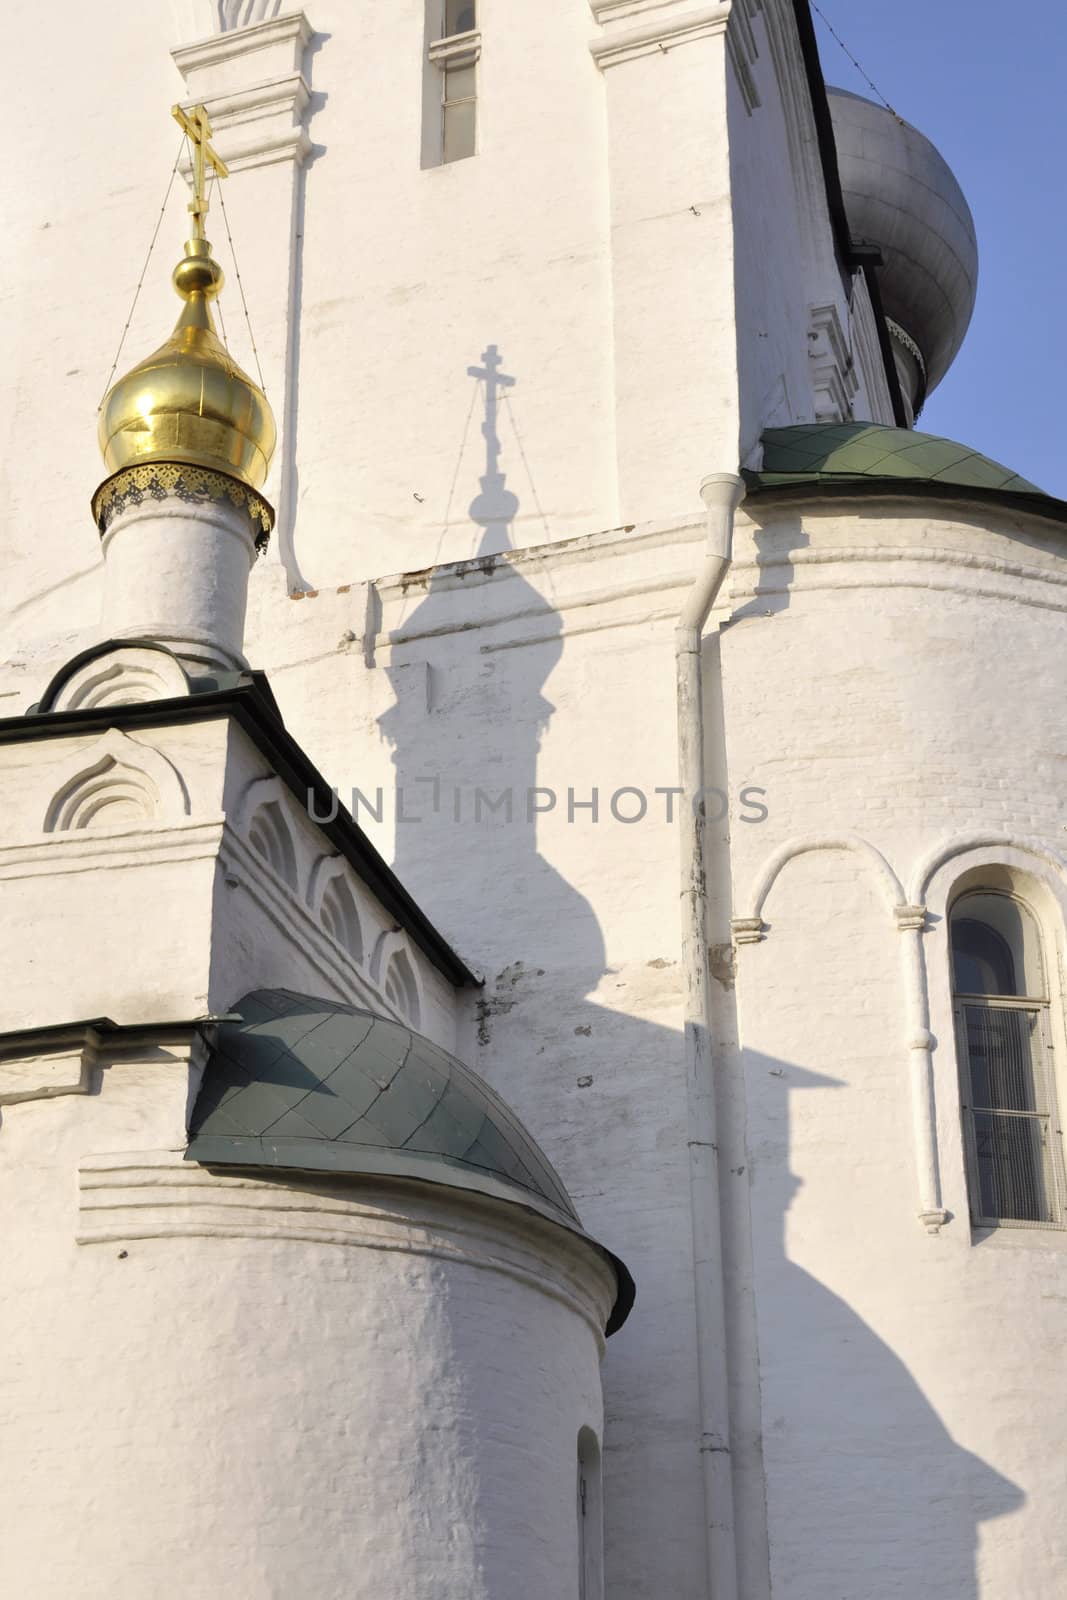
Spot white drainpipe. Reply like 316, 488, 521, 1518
676, 470, 746, 1600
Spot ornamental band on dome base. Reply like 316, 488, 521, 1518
91, 461, 274, 551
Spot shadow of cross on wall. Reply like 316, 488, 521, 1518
377, 346, 686, 1588
377, 343, 603, 1007
376, 347, 1026, 1598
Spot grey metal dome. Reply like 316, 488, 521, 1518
828, 87, 979, 406
186, 988, 634, 1332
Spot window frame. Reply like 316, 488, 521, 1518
425, 8, 481, 167
950, 885, 1067, 1231
577, 1427, 604, 1600
443, 0, 477, 35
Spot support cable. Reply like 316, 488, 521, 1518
810, 2, 904, 123
216, 176, 268, 393
97, 132, 189, 410
207, 172, 230, 351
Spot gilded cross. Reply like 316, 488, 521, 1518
171, 103, 229, 239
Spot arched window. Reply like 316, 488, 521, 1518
951, 890, 1067, 1227
577, 1428, 603, 1600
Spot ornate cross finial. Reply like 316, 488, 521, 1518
171, 103, 229, 240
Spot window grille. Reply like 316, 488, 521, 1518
951, 892, 1067, 1229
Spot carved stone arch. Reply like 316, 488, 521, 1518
384, 949, 421, 1028
167, 0, 280, 39
308, 854, 364, 965
247, 804, 298, 889
321, 879, 365, 965
734, 831, 907, 941
733, 830, 949, 1234
371, 929, 423, 1028
909, 832, 1067, 912
43, 645, 191, 713
236, 774, 300, 891
43, 729, 189, 833
910, 835, 1067, 1239
217, 0, 284, 29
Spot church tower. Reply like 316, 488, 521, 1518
0, 97, 629, 1600
92, 105, 275, 677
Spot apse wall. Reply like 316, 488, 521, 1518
717, 496, 1067, 1596
0, 1063, 612, 1599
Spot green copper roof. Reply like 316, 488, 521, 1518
186, 989, 633, 1332
749, 423, 1046, 497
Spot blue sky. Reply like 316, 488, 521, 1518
811, 1, 1067, 495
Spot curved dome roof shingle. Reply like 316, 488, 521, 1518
745, 425, 1063, 519
186, 989, 633, 1332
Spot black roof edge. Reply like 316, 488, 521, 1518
791, 0, 852, 264
742, 474, 1067, 526
0, 1016, 204, 1054
37, 638, 189, 712
790, 0, 910, 427
0, 678, 478, 989
34, 638, 286, 722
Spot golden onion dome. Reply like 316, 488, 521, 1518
97, 236, 276, 492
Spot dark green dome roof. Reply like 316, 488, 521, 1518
747, 423, 1053, 506
187, 989, 633, 1332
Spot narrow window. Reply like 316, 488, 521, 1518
424, 2, 479, 167
442, 60, 477, 164
577, 1428, 603, 1600
951, 890, 1067, 1227
444, 0, 476, 32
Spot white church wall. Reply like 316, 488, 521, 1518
4, 1, 1049, 1595
214, 720, 460, 1047
0, 1065, 612, 1599
720, 496, 1067, 1599
0, 0, 783, 641
593, 4, 742, 524
9, 463, 1065, 1598
726, 0, 896, 457
727, 2, 821, 450
0, 709, 458, 1042
0, 2, 188, 649
0, 719, 230, 1028
238, 511, 723, 1596
0, 835, 219, 1030
99, 495, 261, 675
267, 0, 622, 585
